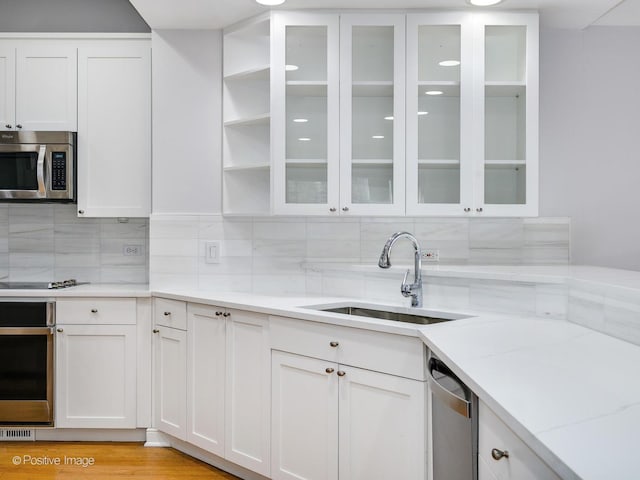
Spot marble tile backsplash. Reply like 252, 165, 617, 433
149, 214, 570, 294
0, 204, 148, 283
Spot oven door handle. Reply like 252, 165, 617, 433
36, 144, 47, 196
0, 327, 53, 336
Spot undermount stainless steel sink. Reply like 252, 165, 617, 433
304, 303, 472, 325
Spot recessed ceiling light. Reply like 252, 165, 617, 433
466, 0, 504, 6
285, 64, 299, 71
425, 90, 444, 96
372, 135, 385, 139
384, 116, 394, 121
298, 137, 311, 141
418, 111, 429, 116
293, 118, 308, 123
439, 60, 461, 67
256, 0, 285, 5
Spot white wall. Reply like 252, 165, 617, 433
540, 26, 640, 270
152, 29, 222, 214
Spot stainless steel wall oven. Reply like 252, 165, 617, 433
0, 301, 55, 425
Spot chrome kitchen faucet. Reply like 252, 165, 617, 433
378, 232, 423, 307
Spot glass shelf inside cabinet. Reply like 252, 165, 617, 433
484, 25, 527, 205
416, 25, 462, 205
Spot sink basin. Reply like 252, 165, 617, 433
303, 303, 472, 325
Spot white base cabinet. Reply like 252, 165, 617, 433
478, 401, 561, 480
153, 299, 271, 477
55, 299, 137, 429
270, 317, 427, 480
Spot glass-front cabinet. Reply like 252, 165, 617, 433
477, 13, 538, 216
272, 13, 340, 215
339, 14, 406, 215
406, 13, 473, 215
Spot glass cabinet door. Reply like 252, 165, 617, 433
478, 14, 538, 216
339, 14, 405, 215
406, 13, 473, 215
272, 13, 339, 215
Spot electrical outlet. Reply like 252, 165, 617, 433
205, 241, 221, 264
123, 244, 143, 256
421, 249, 439, 262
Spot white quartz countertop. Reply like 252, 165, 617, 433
153, 285, 640, 480
0, 283, 151, 298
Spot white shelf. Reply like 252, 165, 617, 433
224, 113, 270, 127
286, 82, 328, 97
224, 65, 270, 82
352, 159, 393, 165
224, 163, 271, 172
485, 82, 526, 97
286, 159, 327, 166
418, 159, 460, 165
418, 80, 460, 87
485, 160, 526, 168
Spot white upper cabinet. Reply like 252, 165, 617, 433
272, 12, 340, 215
339, 14, 406, 216
77, 44, 151, 217
0, 45, 77, 131
475, 13, 539, 217
224, 10, 539, 217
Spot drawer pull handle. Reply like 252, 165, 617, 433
164, 311, 171, 316
329, 341, 339, 348
91, 309, 98, 313
153, 329, 160, 334
215, 311, 223, 316
223, 312, 231, 317
325, 368, 335, 374
337, 370, 346, 377
56, 328, 63, 333
491, 448, 509, 461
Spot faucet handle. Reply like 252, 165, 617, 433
401, 269, 412, 297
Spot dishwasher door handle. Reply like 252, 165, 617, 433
428, 357, 472, 419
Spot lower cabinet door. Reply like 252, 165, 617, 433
338, 366, 427, 480
154, 325, 187, 440
225, 309, 271, 476
56, 324, 136, 428
271, 351, 339, 480
187, 304, 226, 456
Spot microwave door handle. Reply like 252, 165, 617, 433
36, 144, 47, 196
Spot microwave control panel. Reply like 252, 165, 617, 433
51, 152, 67, 191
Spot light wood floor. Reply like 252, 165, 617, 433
0, 442, 240, 479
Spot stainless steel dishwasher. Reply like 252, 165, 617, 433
428, 352, 478, 480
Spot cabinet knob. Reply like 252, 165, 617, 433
163, 311, 171, 316
337, 370, 346, 377
476, 207, 484, 213
91, 308, 98, 313
329, 207, 337, 212
329, 341, 339, 348
223, 312, 231, 317
153, 329, 160, 334
342, 207, 349, 212
325, 367, 335, 374
4, 124, 11, 129
463, 207, 471, 212
78, 210, 85, 215
491, 448, 509, 461
56, 328, 63, 333
215, 311, 223, 316
16, 124, 22, 129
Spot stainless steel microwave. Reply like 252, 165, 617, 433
0, 131, 76, 202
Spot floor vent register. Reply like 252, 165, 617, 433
0, 428, 35, 441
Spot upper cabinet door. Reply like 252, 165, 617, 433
77, 45, 151, 217
272, 13, 340, 215
406, 13, 474, 216
15, 46, 77, 131
0, 46, 16, 131
339, 14, 406, 216
474, 13, 539, 217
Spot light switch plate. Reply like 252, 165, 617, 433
205, 241, 221, 264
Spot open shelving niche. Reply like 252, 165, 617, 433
223, 14, 271, 215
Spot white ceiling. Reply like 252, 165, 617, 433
128, 0, 640, 30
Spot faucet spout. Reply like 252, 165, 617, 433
378, 232, 423, 307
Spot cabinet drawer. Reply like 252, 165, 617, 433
56, 298, 136, 325
270, 316, 426, 380
154, 298, 187, 330
478, 401, 561, 480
